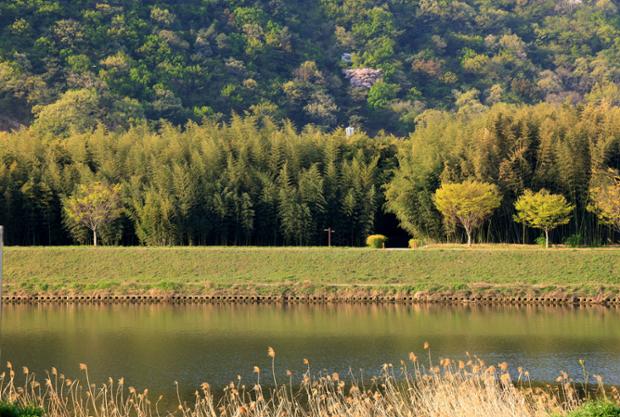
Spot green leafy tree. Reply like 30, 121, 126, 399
367, 80, 399, 110
64, 182, 123, 246
32, 89, 101, 136
588, 175, 620, 234
514, 189, 574, 248
433, 180, 502, 246
283, 61, 338, 128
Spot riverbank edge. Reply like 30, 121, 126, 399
3, 285, 620, 306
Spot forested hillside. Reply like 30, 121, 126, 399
1, 0, 620, 134
1, 1, 620, 247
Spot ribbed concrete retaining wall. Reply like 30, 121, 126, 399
2, 292, 620, 306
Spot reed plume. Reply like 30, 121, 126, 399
0, 350, 608, 417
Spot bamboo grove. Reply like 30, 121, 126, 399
1, 101, 620, 246
0, 116, 396, 246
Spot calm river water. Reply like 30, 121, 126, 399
1, 303, 619, 401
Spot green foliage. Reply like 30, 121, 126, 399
367, 81, 399, 110
433, 180, 501, 246
535, 236, 547, 247
588, 174, 620, 232
64, 182, 123, 246
2, 101, 620, 247
366, 234, 387, 249
0, 402, 43, 417
32, 89, 101, 137
1, 0, 620, 133
566, 402, 620, 417
0, 118, 394, 246
386, 102, 620, 245
564, 234, 584, 248
31, 89, 143, 136
514, 189, 574, 248
408, 238, 425, 249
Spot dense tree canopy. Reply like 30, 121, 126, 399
385, 101, 620, 245
0, 117, 397, 246
1, 102, 619, 247
1, 0, 620, 134
1, 2, 620, 246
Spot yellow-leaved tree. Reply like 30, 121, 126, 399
588, 174, 620, 235
513, 189, 574, 248
64, 182, 123, 246
433, 180, 502, 246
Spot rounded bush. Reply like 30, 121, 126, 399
564, 233, 583, 248
408, 238, 425, 249
366, 234, 388, 249
0, 402, 44, 417
567, 401, 620, 417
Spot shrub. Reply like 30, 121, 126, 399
366, 234, 388, 248
409, 238, 424, 249
535, 235, 546, 247
0, 402, 44, 417
566, 401, 620, 417
564, 233, 583, 248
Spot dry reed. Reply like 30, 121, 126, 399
0, 348, 613, 417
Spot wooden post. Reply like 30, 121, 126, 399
324, 227, 335, 247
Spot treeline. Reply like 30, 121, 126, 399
1, 102, 619, 247
0, 116, 397, 246
2, 0, 620, 134
386, 101, 620, 245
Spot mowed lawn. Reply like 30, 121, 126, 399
4, 246, 620, 294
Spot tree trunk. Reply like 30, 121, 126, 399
545, 228, 549, 249
93, 229, 98, 247
465, 228, 472, 247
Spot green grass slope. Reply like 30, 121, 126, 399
4, 246, 620, 295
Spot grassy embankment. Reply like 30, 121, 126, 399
4, 245, 620, 297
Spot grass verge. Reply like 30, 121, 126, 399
3, 246, 620, 297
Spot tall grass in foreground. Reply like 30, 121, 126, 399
0, 348, 615, 417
